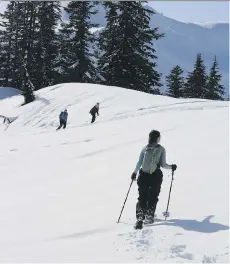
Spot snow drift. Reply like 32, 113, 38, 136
0, 83, 229, 262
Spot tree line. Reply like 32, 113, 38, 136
0, 1, 225, 104
166, 53, 225, 100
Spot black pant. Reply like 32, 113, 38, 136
91, 113, 96, 123
57, 119, 66, 130
136, 169, 163, 220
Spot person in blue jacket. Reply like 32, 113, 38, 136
57, 109, 68, 130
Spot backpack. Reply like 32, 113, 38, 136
60, 111, 68, 121
142, 144, 161, 174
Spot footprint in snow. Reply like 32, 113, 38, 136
202, 255, 217, 263
84, 139, 93, 142
175, 232, 183, 236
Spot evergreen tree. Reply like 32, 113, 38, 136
0, 1, 61, 103
33, 2, 61, 89
18, 1, 37, 104
59, 1, 98, 83
98, 1, 163, 94
0, 2, 20, 88
166, 65, 184, 98
205, 56, 225, 100
184, 53, 207, 98
0, 1, 36, 103
97, 2, 120, 84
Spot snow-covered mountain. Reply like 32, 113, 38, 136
0, 3, 228, 96
0, 83, 229, 262
90, 4, 229, 96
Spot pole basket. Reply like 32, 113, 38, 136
163, 211, 170, 218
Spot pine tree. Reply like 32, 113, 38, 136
97, 2, 120, 84
0, 1, 61, 103
184, 53, 207, 98
0, 2, 19, 88
59, 1, 98, 83
33, 1, 61, 89
18, 1, 37, 104
0, 1, 36, 104
98, 1, 163, 94
205, 56, 225, 100
166, 65, 184, 98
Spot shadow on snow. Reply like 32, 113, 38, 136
155, 215, 229, 233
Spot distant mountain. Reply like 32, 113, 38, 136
1, 3, 228, 97
90, 4, 229, 97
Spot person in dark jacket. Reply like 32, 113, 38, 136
131, 130, 177, 229
89, 103, 99, 123
57, 109, 68, 130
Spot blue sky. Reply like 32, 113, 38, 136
148, 1, 229, 23
0, 1, 229, 23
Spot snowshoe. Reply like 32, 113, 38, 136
134, 220, 143, 230
144, 217, 155, 225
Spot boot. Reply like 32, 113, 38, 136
144, 208, 157, 224
144, 215, 155, 224
134, 219, 143, 230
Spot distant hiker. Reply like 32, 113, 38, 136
131, 130, 177, 229
89, 103, 99, 123
57, 109, 68, 130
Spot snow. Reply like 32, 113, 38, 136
89, 26, 104, 34
0, 3, 229, 96
194, 21, 229, 29
0, 87, 20, 100
91, 4, 229, 97
0, 83, 229, 262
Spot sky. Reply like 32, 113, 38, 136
148, 1, 229, 23
0, 1, 229, 24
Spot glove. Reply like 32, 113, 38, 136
172, 164, 177, 171
131, 172, 137, 180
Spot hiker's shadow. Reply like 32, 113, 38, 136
155, 215, 229, 233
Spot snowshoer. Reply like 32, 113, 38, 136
131, 130, 177, 229
57, 109, 68, 130
89, 103, 99, 123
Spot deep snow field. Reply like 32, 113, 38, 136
0, 83, 229, 262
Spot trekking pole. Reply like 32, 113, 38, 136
163, 170, 175, 220
117, 179, 134, 223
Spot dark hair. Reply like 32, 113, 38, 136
149, 130, 160, 144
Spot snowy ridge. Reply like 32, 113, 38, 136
194, 21, 229, 29
0, 83, 229, 262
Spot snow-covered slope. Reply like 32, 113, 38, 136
0, 83, 229, 262
0, 87, 20, 100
